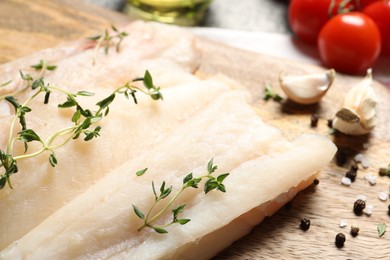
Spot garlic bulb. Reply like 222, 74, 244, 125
333, 69, 377, 135
279, 69, 335, 105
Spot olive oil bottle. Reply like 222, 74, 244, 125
125, 0, 212, 26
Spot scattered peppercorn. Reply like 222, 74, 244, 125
353, 199, 366, 216
345, 167, 357, 182
300, 218, 311, 231
335, 233, 346, 248
350, 226, 359, 237
313, 178, 320, 185
388, 204, 390, 216
310, 114, 319, 128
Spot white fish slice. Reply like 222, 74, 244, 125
0, 75, 243, 250
1, 89, 336, 259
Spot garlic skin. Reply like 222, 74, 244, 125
333, 69, 377, 135
279, 69, 335, 105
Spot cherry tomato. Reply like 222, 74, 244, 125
288, 0, 354, 45
356, 0, 381, 10
318, 12, 381, 74
363, 1, 390, 56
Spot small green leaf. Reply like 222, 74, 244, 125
49, 153, 58, 167
172, 204, 185, 219
143, 70, 154, 90
96, 93, 115, 110
76, 91, 95, 96
46, 65, 57, 71
183, 173, 193, 184
19, 70, 33, 81
136, 168, 148, 176
217, 183, 226, 193
132, 205, 145, 220
177, 219, 191, 225
217, 173, 230, 183
87, 35, 101, 41
18, 129, 41, 142
0, 80, 12, 88
160, 186, 172, 199
5, 96, 20, 111
154, 227, 168, 234
111, 24, 118, 32
207, 158, 217, 174
204, 179, 218, 194
378, 223, 387, 237
71, 110, 81, 123
31, 78, 44, 90
58, 96, 77, 108
44, 91, 51, 104
0, 176, 6, 189
152, 181, 158, 201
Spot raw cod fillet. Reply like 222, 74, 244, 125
0, 21, 202, 249
1, 91, 336, 259
0, 21, 337, 259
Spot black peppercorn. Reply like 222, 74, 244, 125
300, 218, 311, 231
388, 204, 390, 216
313, 178, 320, 185
335, 233, 346, 248
310, 114, 319, 128
350, 226, 359, 237
345, 169, 357, 182
353, 199, 366, 216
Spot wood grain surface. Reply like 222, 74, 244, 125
1, 0, 390, 259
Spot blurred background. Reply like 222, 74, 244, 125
84, 0, 290, 33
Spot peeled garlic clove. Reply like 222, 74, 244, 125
279, 69, 335, 105
333, 69, 377, 135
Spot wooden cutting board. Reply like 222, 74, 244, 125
1, 0, 390, 259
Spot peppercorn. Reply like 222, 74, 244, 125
300, 218, 311, 231
388, 204, 390, 216
335, 233, 346, 248
345, 169, 357, 182
311, 114, 319, 128
350, 226, 359, 237
313, 178, 320, 185
353, 199, 366, 216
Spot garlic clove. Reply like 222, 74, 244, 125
279, 69, 335, 105
333, 69, 377, 135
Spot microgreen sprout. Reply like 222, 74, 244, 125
133, 158, 230, 234
263, 84, 283, 102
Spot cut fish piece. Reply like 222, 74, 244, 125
1, 88, 336, 259
0, 74, 243, 250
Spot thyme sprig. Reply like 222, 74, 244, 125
263, 84, 283, 102
89, 25, 129, 65
0, 60, 57, 101
0, 69, 162, 189
133, 159, 229, 234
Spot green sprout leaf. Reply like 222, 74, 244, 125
132, 205, 145, 220
136, 168, 148, 177
378, 223, 387, 237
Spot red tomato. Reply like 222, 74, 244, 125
288, 0, 354, 45
356, 0, 381, 10
318, 12, 381, 74
363, 1, 390, 56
